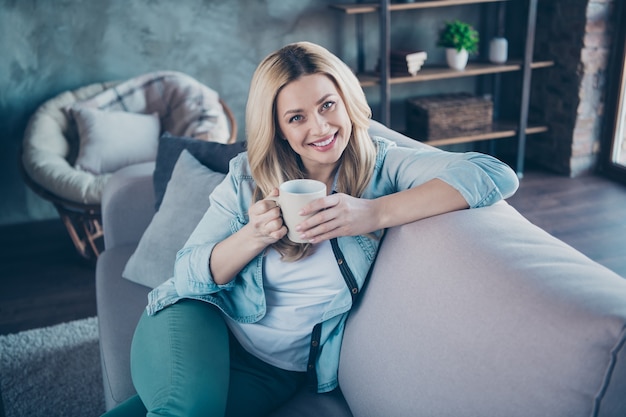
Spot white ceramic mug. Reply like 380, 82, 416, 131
268, 179, 326, 243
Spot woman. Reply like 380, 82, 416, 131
104, 41, 518, 417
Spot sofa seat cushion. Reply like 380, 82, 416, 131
339, 201, 626, 417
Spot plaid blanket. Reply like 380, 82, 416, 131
70, 71, 231, 142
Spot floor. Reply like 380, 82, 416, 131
1, 167, 625, 335
0, 220, 96, 335
506, 168, 626, 277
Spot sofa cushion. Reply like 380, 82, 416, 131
122, 150, 225, 288
73, 108, 160, 174
153, 132, 246, 210
339, 202, 626, 417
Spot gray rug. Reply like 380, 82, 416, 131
0, 317, 105, 417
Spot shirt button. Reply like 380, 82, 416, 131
351, 288, 358, 294
308, 364, 314, 369
311, 340, 318, 347
337, 259, 344, 265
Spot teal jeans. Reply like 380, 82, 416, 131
101, 299, 306, 417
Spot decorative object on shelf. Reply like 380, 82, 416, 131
377, 49, 428, 76
437, 20, 479, 71
489, 37, 508, 64
392, 49, 427, 76
406, 93, 493, 141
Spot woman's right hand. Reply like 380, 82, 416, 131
209, 188, 287, 285
247, 188, 288, 245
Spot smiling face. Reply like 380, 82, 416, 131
275, 73, 352, 182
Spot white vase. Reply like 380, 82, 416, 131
489, 37, 508, 64
446, 48, 469, 70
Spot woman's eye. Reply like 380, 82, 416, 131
289, 115, 303, 123
322, 101, 335, 110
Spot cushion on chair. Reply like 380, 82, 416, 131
22, 71, 231, 205
73, 108, 161, 175
67, 71, 230, 141
21, 82, 117, 204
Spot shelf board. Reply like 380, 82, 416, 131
415, 122, 548, 147
358, 60, 555, 86
530, 60, 555, 69
330, 0, 510, 14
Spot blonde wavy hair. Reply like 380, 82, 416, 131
246, 41, 377, 261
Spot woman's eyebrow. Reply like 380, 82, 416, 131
283, 108, 303, 117
282, 93, 336, 118
316, 93, 334, 105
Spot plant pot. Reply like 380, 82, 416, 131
445, 48, 468, 70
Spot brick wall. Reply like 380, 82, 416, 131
528, 0, 615, 176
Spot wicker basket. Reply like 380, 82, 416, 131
406, 93, 493, 141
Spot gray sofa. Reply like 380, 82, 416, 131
96, 121, 626, 416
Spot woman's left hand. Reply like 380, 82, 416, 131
295, 193, 380, 243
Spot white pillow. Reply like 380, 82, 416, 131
72, 107, 160, 174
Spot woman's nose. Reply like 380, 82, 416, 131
310, 113, 328, 134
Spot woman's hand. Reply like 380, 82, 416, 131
295, 193, 381, 243
209, 188, 287, 285
294, 179, 469, 244
247, 188, 288, 245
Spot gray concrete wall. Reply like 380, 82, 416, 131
0, 0, 345, 224
0, 0, 476, 225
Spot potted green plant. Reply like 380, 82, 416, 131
437, 20, 479, 70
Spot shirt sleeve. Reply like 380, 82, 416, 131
379, 144, 519, 208
173, 155, 251, 297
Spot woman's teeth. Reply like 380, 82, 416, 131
312, 136, 334, 147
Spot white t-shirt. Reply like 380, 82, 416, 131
226, 240, 344, 371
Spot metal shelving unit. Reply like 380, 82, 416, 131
330, 0, 552, 176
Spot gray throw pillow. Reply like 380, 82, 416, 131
122, 149, 226, 288
153, 132, 246, 210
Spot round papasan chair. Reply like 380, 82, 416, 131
21, 71, 237, 260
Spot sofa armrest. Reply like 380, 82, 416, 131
101, 162, 156, 249
339, 201, 626, 417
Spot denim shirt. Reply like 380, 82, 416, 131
146, 136, 519, 393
